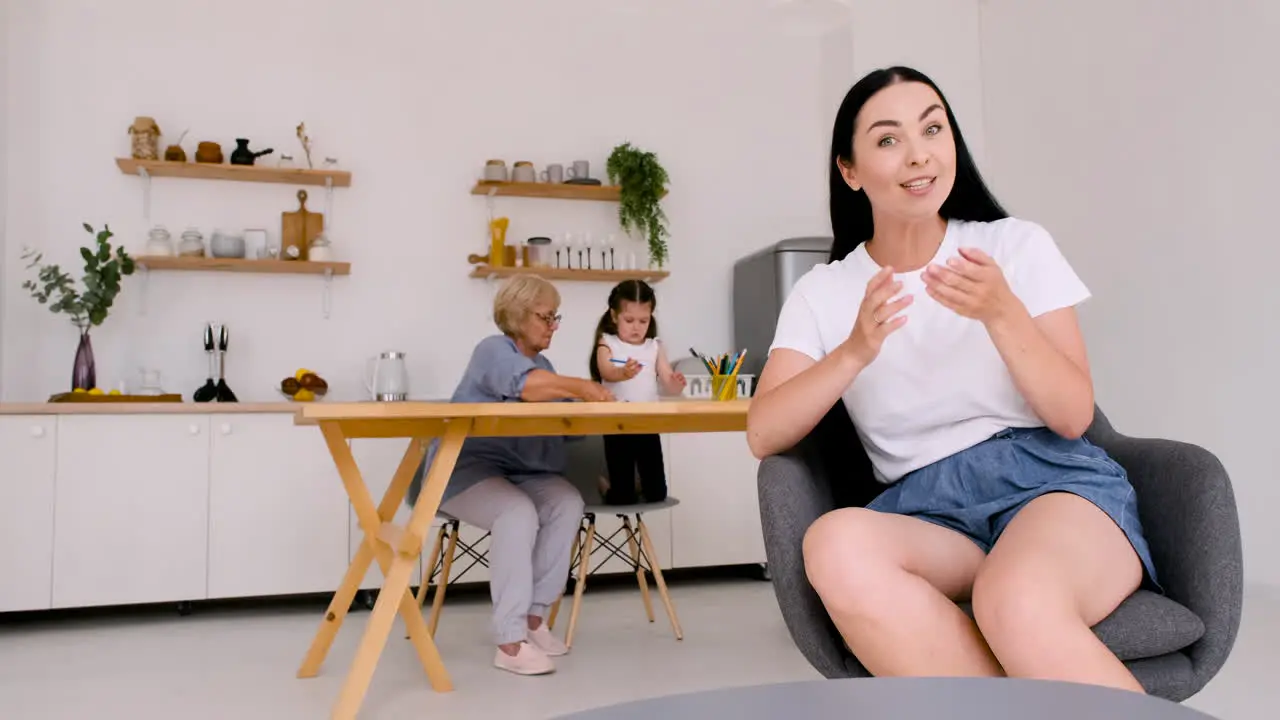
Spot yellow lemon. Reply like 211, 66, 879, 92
88, 388, 104, 395
108, 389, 122, 396
73, 387, 88, 394
295, 368, 313, 380
294, 388, 315, 402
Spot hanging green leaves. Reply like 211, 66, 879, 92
607, 142, 671, 268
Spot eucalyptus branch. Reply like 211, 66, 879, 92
21, 223, 136, 332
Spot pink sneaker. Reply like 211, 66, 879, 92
494, 642, 555, 675
527, 624, 569, 657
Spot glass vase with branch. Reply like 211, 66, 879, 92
20, 223, 136, 391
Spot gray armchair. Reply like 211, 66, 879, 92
757, 402, 1243, 702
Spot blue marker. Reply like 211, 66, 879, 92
609, 358, 645, 367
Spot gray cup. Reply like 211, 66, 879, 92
541, 163, 564, 183
566, 160, 589, 180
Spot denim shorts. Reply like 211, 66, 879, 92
866, 426, 1161, 592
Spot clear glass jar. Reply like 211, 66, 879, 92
145, 225, 174, 256
308, 233, 334, 261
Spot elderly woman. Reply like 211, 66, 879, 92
409, 275, 613, 676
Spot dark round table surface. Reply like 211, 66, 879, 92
553, 678, 1219, 719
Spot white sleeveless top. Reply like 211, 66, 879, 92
599, 334, 661, 403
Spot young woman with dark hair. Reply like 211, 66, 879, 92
747, 67, 1157, 694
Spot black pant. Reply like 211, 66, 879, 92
602, 433, 667, 505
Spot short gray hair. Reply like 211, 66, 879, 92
493, 275, 560, 335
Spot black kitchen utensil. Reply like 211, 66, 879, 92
229, 138, 274, 166
214, 324, 238, 402
193, 323, 217, 402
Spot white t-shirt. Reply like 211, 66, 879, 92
600, 334, 661, 403
768, 217, 1091, 483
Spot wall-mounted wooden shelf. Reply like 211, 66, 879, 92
135, 256, 351, 276
471, 180, 667, 202
469, 265, 668, 283
116, 158, 352, 188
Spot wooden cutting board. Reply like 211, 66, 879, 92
281, 189, 324, 260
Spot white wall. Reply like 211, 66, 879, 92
845, 0, 987, 164
1, 0, 842, 402
1, 0, 9, 392
979, 0, 1280, 586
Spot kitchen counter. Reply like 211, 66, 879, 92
0, 402, 304, 415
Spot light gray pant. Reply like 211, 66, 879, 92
439, 475, 585, 645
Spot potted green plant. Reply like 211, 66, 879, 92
21, 223, 136, 391
607, 142, 671, 268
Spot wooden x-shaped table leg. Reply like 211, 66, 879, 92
297, 418, 472, 720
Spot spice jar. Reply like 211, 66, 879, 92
526, 236, 552, 268
128, 116, 162, 160
178, 228, 205, 257
308, 234, 334, 262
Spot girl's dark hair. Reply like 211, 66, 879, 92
589, 279, 658, 382
828, 66, 1007, 262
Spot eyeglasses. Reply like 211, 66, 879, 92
535, 311, 563, 326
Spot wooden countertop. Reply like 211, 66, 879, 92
0, 402, 303, 415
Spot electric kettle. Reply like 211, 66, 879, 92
366, 351, 409, 401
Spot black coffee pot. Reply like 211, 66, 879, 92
229, 138, 274, 166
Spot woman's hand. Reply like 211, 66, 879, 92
923, 247, 1020, 324
842, 266, 912, 366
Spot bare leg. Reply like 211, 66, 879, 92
803, 507, 1002, 677
971, 493, 1144, 692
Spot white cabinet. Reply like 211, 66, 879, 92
0, 407, 767, 614
52, 416, 211, 609
0, 416, 57, 611
667, 432, 765, 568
208, 415, 350, 599
350, 439, 424, 589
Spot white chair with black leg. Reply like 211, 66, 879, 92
546, 434, 683, 648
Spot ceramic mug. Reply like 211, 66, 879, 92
483, 159, 508, 182
540, 163, 564, 183
512, 161, 536, 183
566, 160, 589, 180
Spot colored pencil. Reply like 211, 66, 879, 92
689, 347, 717, 374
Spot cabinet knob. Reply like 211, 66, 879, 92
189, 424, 201, 435
220, 423, 232, 435
30, 425, 45, 438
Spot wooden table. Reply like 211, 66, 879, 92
292, 399, 750, 719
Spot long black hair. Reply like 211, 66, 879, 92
589, 279, 658, 382
828, 66, 1007, 262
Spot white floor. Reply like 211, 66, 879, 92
0, 578, 1274, 719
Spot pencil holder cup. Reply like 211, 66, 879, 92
712, 375, 739, 401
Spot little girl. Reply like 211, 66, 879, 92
589, 280, 686, 505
